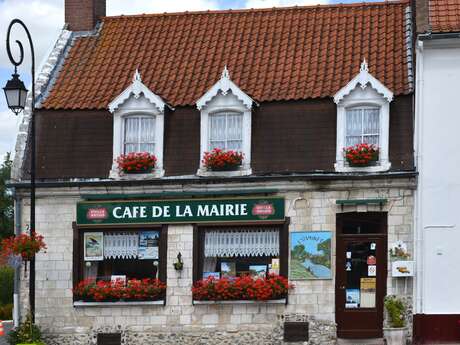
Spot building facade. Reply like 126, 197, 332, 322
414, 0, 460, 343
10, 0, 416, 344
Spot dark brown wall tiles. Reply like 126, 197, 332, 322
34, 96, 413, 180
35, 110, 113, 179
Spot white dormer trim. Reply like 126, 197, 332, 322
196, 67, 253, 177
334, 60, 393, 173
196, 66, 255, 111
334, 60, 394, 104
109, 70, 167, 113
108, 70, 165, 179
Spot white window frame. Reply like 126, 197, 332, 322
108, 70, 166, 179
334, 60, 393, 173
196, 67, 254, 177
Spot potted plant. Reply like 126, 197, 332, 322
7, 313, 46, 345
343, 143, 379, 167
202, 148, 244, 171
116, 152, 157, 174
383, 295, 407, 345
192, 274, 293, 301
1, 232, 47, 273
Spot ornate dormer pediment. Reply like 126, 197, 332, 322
196, 66, 254, 110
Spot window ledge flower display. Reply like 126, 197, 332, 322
344, 143, 379, 167
192, 274, 293, 302
116, 152, 157, 174
0, 232, 46, 262
202, 148, 244, 171
73, 278, 166, 302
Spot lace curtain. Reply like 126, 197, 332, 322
346, 107, 380, 146
104, 232, 139, 259
204, 228, 279, 257
209, 112, 243, 150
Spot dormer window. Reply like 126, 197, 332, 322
196, 67, 255, 176
209, 111, 243, 151
345, 107, 380, 147
124, 116, 155, 154
108, 70, 168, 179
334, 60, 393, 172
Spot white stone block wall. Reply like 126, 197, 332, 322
15, 178, 415, 339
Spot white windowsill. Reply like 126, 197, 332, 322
334, 161, 391, 173
73, 300, 165, 307
196, 167, 252, 177
193, 298, 286, 305
109, 168, 165, 180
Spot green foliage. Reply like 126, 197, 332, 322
0, 153, 13, 240
0, 303, 13, 319
385, 295, 406, 328
7, 314, 46, 345
0, 266, 14, 305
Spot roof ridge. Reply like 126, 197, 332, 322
103, 0, 410, 20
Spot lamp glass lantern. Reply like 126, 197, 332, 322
3, 72, 28, 115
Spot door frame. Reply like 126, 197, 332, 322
335, 212, 388, 339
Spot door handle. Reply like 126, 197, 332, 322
339, 286, 346, 290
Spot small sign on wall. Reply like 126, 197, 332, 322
392, 261, 414, 277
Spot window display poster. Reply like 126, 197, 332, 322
345, 288, 360, 308
360, 278, 376, 308
203, 272, 220, 280
84, 232, 104, 261
249, 265, 267, 278
290, 231, 332, 279
138, 231, 159, 259
221, 262, 236, 278
269, 258, 280, 275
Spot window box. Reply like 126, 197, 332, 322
193, 298, 286, 305
73, 300, 165, 307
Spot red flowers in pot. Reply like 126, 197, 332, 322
202, 148, 244, 171
344, 143, 379, 167
192, 274, 293, 301
116, 152, 157, 174
73, 278, 166, 302
0, 232, 47, 262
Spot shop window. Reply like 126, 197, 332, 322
193, 224, 288, 283
334, 60, 393, 172
196, 67, 254, 176
73, 226, 167, 303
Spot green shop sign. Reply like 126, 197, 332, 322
77, 197, 285, 226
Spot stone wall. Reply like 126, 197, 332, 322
16, 178, 415, 344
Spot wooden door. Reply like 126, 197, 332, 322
335, 213, 387, 338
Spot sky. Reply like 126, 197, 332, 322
0, 0, 379, 163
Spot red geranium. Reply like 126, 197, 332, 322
343, 143, 379, 166
116, 152, 157, 173
0, 232, 47, 261
73, 278, 166, 302
202, 148, 244, 171
192, 274, 294, 301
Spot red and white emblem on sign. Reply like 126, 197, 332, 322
367, 255, 377, 265
252, 203, 275, 218
86, 208, 108, 220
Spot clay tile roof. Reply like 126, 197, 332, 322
429, 0, 460, 33
42, 1, 413, 110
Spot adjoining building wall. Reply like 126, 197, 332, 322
414, 39, 460, 342
17, 178, 415, 344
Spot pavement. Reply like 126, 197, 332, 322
0, 321, 12, 345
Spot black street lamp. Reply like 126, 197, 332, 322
3, 19, 37, 322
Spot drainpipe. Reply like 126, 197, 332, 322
414, 39, 424, 314
13, 188, 21, 327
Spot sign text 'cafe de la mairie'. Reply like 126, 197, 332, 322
77, 198, 285, 226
